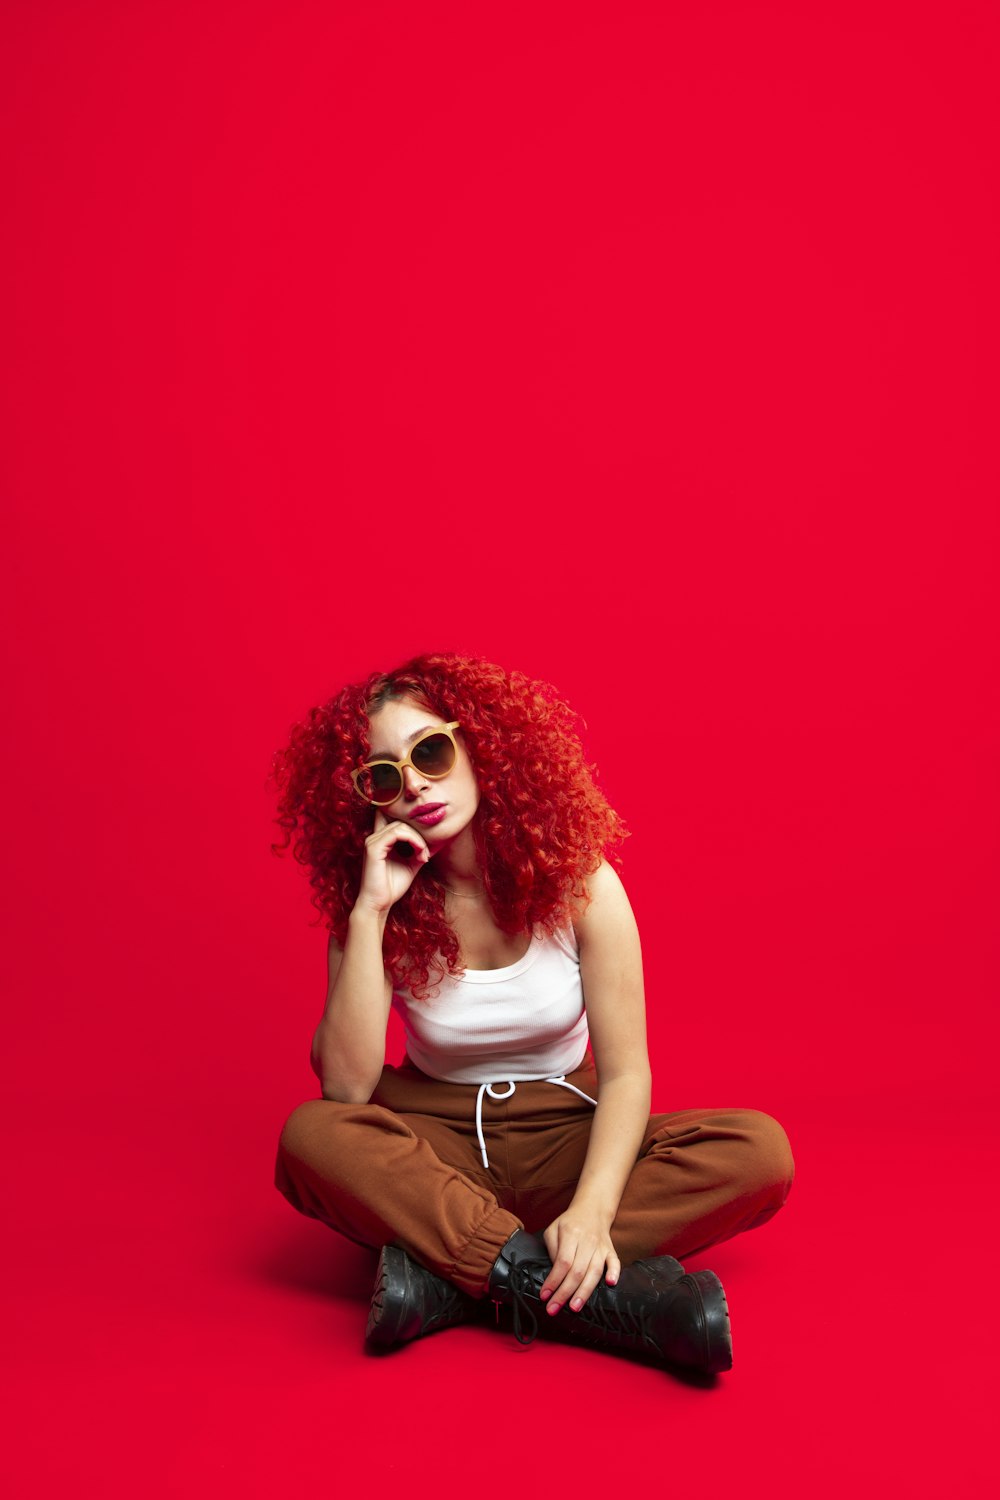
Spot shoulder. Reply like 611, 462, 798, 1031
570, 860, 637, 951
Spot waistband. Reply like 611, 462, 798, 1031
473, 1075, 598, 1170
370, 1054, 601, 1149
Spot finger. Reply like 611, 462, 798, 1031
391, 824, 432, 862
567, 1255, 608, 1312
539, 1238, 576, 1305
547, 1247, 595, 1315
538, 1236, 558, 1300
369, 820, 431, 860
539, 1224, 563, 1284
604, 1252, 621, 1289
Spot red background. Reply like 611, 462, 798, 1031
3, 1, 997, 1494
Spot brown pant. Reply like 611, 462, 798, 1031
274, 1054, 795, 1297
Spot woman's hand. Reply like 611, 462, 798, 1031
355, 810, 432, 916
539, 1203, 621, 1316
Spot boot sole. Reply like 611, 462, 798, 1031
366, 1244, 407, 1346
686, 1269, 734, 1374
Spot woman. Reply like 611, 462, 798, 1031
270, 653, 793, 1374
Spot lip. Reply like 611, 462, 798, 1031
410, 803, 447, 826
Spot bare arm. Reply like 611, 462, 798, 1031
310, 913, 393, 1103
310, 811, 432, 1103
539, 859, 652, 1313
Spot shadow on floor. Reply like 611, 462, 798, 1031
244, 1218, 378, 1303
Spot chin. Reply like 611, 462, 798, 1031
426, 809, 471, 842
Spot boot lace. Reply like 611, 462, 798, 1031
505, 1262, 544, 1346
573, 1292, 657, 1350
423, 1269, 468, 1330
502, 1262, 657, 1351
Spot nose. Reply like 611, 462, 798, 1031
400, 763, 429, 799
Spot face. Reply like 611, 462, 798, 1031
364, 697, 481, 844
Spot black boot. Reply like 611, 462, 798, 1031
487, 1230, 732, 1375
365, 1244, 479, 1347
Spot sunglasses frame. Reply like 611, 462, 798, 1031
351, 722, 462, 806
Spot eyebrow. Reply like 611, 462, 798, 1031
366, 724, 442, 762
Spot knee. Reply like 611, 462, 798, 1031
277, 1097, 342, 1164
277, 1095, 405, 1168
735, 1109, 795, 1205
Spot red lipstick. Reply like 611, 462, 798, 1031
410, 803, 447, 827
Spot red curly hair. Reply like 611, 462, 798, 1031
268, 652, 629, 997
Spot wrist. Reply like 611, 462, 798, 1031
565, 1189, 616, 1227
348, 904, 389, 935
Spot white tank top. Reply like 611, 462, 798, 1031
391, 922, 589, 1085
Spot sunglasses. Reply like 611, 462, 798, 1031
351, 722, 461, 806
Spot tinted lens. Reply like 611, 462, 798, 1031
411, 732, 456, 777
358, 763, 403, 804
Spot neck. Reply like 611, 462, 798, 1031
426, 824, 483, 896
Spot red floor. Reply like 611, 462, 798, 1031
7, 1093, 996, 1497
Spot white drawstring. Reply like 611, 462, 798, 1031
474, 1081, 516, 1168
544, 1073, 600, 1107
474, 1075, 598, 1170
